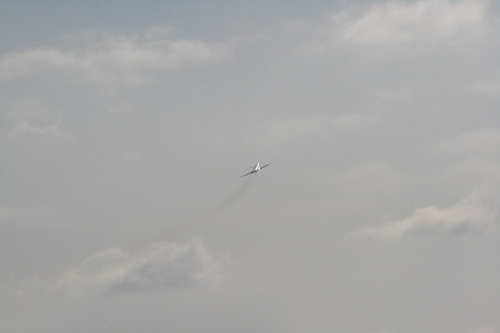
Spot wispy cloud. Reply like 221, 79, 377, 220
339, 0, 487, 44
0, 28, 232, 85
309, 0, 488, 54
349, 185, 498, 239
57, 238, 230, 297
3, 99, 72, 141
7, 121, 71, 140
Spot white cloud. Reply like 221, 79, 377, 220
310, 0, 488, 54
350, 185, 498, 239
341, 0, 486, 43
57, 238, 230, 297
0, 29, 232, 85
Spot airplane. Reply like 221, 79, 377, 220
239, 162, 273, 178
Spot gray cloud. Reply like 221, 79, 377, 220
255, 114, 374, 146
436, 128, 500, 160
363, 329, 393, 333
7, 121, 71, 140
472, 326, 499, 333
350, 184, 498, 239
2, 99, 72, 141
57, 238, 230, 297
0, 206, 50, 223
0, 29, 232, 85
432, 129, 500, 186
472, 79, 500, 95
3, 1, 500, 332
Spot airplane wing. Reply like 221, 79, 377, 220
260, 162, 273, 169
239, 171, 254, 178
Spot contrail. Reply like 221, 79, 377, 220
198, 176, 256, 222
161, 175, 257, 237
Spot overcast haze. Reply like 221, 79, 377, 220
1, 1, 500, 332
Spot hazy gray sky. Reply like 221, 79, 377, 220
1, 1, 500, 332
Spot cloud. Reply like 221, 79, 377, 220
471, 79, 500, 95
310, 0, 488, 54
472, 326, 499, 333
350, 185, 498, 239
340, 0, 486, 44
363, 329, 393, 333
57, 238, 230, 297
0, 206, 50, 222
258, 113, 373, 146
0, 29, 232, 85
3, 98, 74, 141
431, 128, 500, 185
7, 121, 71, 140
435, 128, 500, 160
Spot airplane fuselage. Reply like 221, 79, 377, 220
239, 161, 273, 178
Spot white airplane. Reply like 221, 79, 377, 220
239, 162, 273, 178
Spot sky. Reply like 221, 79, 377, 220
1, 0, 500, 332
